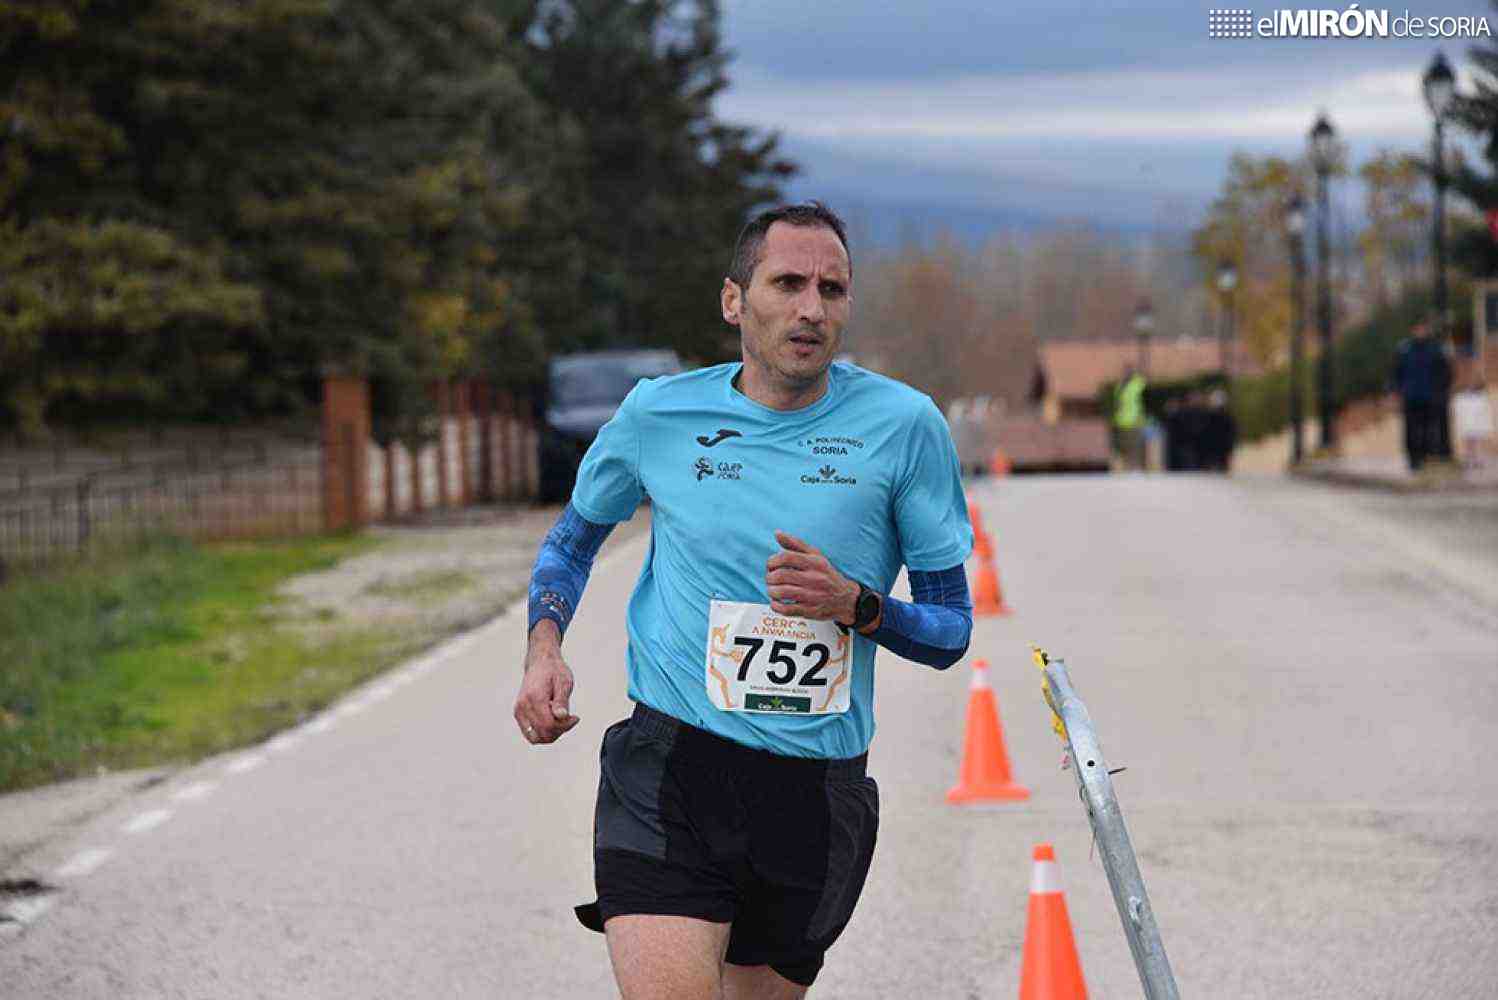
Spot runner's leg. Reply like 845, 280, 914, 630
722, 963, 809, 999
605, 914, 730, 1000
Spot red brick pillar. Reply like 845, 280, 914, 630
321, 373, 371, 532
518, 393, 537, 499
456, 381, 473, 506
475, 381, 495, 502
383, 444, 398, 522
435, 381, 452, 508
497, 391, 514, 501
408, 436, 423, 516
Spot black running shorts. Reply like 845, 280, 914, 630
574, 702, 880, 987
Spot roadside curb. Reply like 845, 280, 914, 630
1291, 465, 1498, 495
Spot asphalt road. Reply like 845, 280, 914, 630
2, 475, 1496, 998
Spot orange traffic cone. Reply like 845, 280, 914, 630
990, 448, 1012, 477
1019, 844, 1088, 999
946, 660, 1029, 803
974, 526, 994, 561
966, 495, 987, 538
972, 550, 1012, 617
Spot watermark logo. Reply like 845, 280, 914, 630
1209, 8, 1255, 37
1209, 6, 1491, 38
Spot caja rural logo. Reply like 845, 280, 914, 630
801, 464, 857, 486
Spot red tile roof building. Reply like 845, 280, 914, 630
1040, 338, 1262, 418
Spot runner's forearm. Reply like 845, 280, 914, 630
528, 504, 615, 639
868, 565, 972, 670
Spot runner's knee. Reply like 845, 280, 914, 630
605, 913, 730, 1000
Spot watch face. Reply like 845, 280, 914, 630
855, 589, 880, 627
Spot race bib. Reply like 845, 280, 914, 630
705, 600, 853, 715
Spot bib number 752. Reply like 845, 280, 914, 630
734, 637, 830, 686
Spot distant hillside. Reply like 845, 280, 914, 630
783, 184, 1179, 250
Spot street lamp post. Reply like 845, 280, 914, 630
1423, 51, 1457, 461
1133, 297, 1155, 375
1286, 193, 1307, 466
1309, 112, 1338, 451
1215, 260, 1237, 374
1424, 52, 1455, 344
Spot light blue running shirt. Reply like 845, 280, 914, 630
570, 361, 973, 759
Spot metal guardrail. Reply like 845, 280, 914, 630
1034, 647, 1180, 999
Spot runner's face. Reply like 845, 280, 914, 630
725, 223, 851, 393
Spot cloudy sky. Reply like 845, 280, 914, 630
716, 1, 1494, 235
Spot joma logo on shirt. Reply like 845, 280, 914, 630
801, 465, 856, 486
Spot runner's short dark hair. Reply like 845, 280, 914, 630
727, 201, 852, 290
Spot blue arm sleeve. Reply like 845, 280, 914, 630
527, 503, 616, 637
868, 564, 973, 670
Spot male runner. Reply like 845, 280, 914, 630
515, 202, 975, 998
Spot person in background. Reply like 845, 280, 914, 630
1393, 320, 1452, 471
1453, 373, 1493, 472
1112, 365, 1147, 471
1204, 389, 1237, 472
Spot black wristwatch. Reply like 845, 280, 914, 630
849, 581, 881, 631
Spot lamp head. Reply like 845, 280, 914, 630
1424, 51, 1456, 119
1309, 113, 1337, 173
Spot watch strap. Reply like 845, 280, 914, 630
851, 581, 880, 630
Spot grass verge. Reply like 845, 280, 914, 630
0, 532, 408, 793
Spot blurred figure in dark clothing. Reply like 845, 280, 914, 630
1393, 321, 1452, 471
1179, 391, 1210, 470
1028, 362, 1048, 411
1163, 398, 1187, 471
1203, 389, 1237, 471
1162, 389, 1234, 472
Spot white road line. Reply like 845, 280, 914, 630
303, 717, 334, 735
122, 809, 173, 835
265, 732, 303, 753
225, 753, 266, 775
336, 701, 367, 719
366, 683, 395, 702
1, 896, 54, 929
171, 781, 217, 803
54, 847, 113, 880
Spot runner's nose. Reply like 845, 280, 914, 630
796, 283, 825, 326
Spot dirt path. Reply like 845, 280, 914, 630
279, 503, 647, 644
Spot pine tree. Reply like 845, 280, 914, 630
0, 1, 266, 434
1, 1, 550, 436
513, 0, 793, 363
1449, 19, 1498, 276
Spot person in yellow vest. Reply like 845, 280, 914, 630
1112, 366, 1147, 470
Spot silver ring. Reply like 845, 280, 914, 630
524, 725, 536, 737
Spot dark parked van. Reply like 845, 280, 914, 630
538, 349, 683, 502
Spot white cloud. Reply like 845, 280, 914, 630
719, 66, 1444, 145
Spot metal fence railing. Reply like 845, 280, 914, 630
0, 422, 318, 498
0, 452, 323, 573
1034, 646, 1180, 1000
